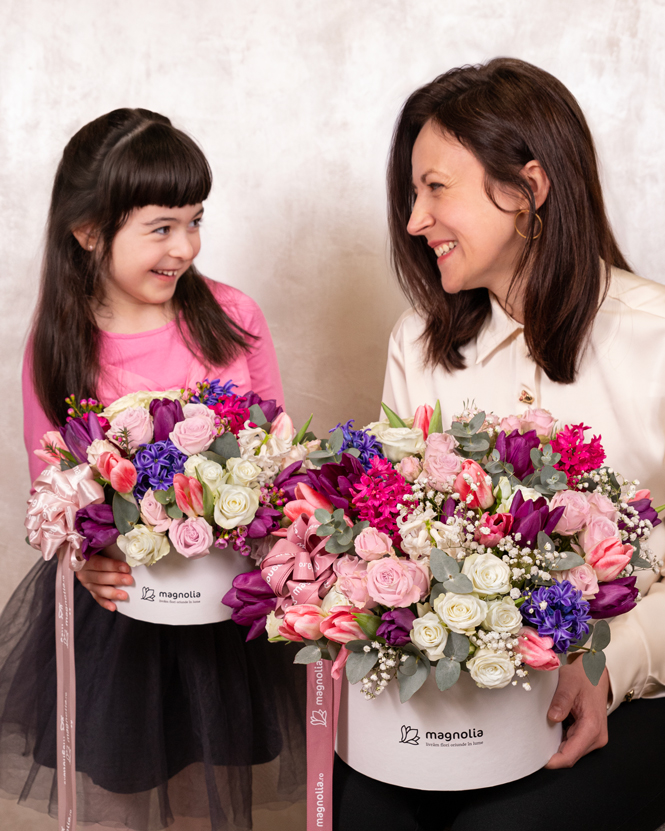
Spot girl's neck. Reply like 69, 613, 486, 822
94, 297, 176, 335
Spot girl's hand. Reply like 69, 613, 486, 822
76, 554, 134, 612
545, 657, 610, 769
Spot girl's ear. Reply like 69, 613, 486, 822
72, 225, 99, 251
520, 160, 550, 210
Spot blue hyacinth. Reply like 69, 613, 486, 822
133, 440, 188, 499
189, 378, 237, 406
332, 420, 385, 471
520, 581, 591, 654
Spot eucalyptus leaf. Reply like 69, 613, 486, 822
153, 490, 170, 505
582, 649, 606, 686
316, 524, 335, 537
430, 582, 447, 604
112, 491, 140, 534
530, 447, 543, 469
430, 549, 460, 582
443, 573, 474, 594
325, 537, 352, 554
467, 411, 486, 434
443, 632, 470, 662
248, 403, 269, 428
314, 509, 332, 524
381, 402, 408, 428
435, 657, 461, 691
344, 448, 361, 458
397, 655, 430, 703
466, 436, 490, 453
201, 480, 214, 517
294, 644, 322, 664
346, 649, 380, 684
329, 428, 344, 454
630, 540, 651, 570
549, 551, 585, 571
166, 503, 184, 519
199, 450, 226, 466
209, 432, 240, 461
344, 639, 372, 654
429, 400, 443, 435
399, 654, 418, 676
591, 619, 611, 652
567, 626, 593, 651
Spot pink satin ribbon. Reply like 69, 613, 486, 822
25, 464, 104, 829
261, 514, 338, 608
307, 661, 342, 831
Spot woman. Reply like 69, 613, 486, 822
334, 58, 665, 831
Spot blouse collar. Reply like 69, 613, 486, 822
475, 293, 524, 364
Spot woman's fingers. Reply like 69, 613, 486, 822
75, 554, 133, 611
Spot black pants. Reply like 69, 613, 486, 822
334, 697, 665, 831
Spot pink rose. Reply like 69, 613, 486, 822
425, 432, 457, 455
519, 408, 555, 438
173, 473, 204, 518
397, 456, 423, 483
550, 490, 591, 535
422, 447, 462, 491
182, 402, 217, 426
279, 604, 327, 642
554, 563, 599, 599
578, 515, 619, 555
140, 488, 172, 532
474, 512, 513, 547
586, 538, 633, 582
517, 627, 560, 671
170, 411, 217, 455
354, 527, 393, 561
404, 559, 430, 599
499, 415, 522, 434
413, 404, 434, 439
319, 606, 366, 644
34, 431, 69, 467
585, 492, 618, 523
333, 556, 372, 608
169, 516, 213, 558
366, 557, 428, 607
109, 406, 153, 450
454, 460, 494, 509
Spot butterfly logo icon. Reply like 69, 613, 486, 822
399, 725, 420, 745
141, 587, 155, 602
310, 710, 328, 727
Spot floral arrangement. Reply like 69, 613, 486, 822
224, 403, 662, 701
26, 380, 320, 571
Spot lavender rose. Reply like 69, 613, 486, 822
169, 517, 214, 558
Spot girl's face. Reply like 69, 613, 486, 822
407, 121, 524, 305
106, 203, 203, 309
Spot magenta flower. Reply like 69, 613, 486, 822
211, 394, 251, 434
351, 456, 413, 543
551, 424, 605, 485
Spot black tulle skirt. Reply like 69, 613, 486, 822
0, 557, 306, 830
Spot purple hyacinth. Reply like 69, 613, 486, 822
188, 378, 237, 405
331, 420, 385, 472
588, 577, 639, 620
60, 413, 107, 464
149, 398, 184, 442
222, 569, 278, 640
377, 609, 416, 647
306, 453, 365, 510
521, 581, 590, 653
133, 439, 187, 499
495, 429, 541, 481
74, 504, 119, 559
509, 490, 564, 548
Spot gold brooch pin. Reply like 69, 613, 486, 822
519, 390, 535, 405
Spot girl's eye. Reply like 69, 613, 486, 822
154, 226, 170, 236
190, 217, 202, 228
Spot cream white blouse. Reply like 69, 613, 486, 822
382, 266, 665, 712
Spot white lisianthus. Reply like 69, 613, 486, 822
434, 592, 488, 635
86, 439, 119, 468
482, 599, 523, 634
410, 612, 448, 661
466, 648, 516, 689
365, 422, 426, 463
184, 455, 228, 494
117, 524, 170, 567
462, 552, 511, 597
214, 484, 260, 529
226, 457, 263, 488
102, 389, 180, 421
321, 586, 351, 612
238, 426, 267, 457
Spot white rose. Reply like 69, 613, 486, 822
462, 552, 511, 597
366, 422, 426, 463
434, 592, 488, 635
226, 457, 263, 488
117, 524, 170, 567
265, 610, 283, 639
102, 389, 180, 421
86, 439, 118, 468
466, 648, 515, 689
482, 599, 523, 634
184, 455, 228, 495
184, 454, 206, 477
214, 484, 260, 529
410, 612, 449, 661
321, 586, 350, 612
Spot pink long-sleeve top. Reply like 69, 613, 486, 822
23, 279, 283, 483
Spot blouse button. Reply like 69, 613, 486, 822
519, 390, 535, 405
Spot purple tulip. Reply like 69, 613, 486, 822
244, 391, 284, 424
588, 577, 639, 619
149, 398, 185, 442
74, 503, 120, 559
60, 413, 107, 464
247, 505, 283, 538
509, 490, 564, 548
377, 609, 416, 646
306, 453, 365, 510
495, 429, 541, 481
222, 569, 278, 640
273, 461, 310, 501
625, 498, 661, 530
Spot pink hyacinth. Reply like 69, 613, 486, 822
350, 456, 413, 545
550, 424, 605, 485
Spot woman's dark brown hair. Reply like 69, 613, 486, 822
32, 107, 253, 425
387, 58, 630, 383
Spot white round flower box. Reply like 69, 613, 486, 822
107, 543, 255, 625
336, 667, 562, 790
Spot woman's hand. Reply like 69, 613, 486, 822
76, 554, 133, 612
545, 656, 610, 769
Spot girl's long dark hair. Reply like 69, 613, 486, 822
32, 108, 253, 425
387, 58, 631, 383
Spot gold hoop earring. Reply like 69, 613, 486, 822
514, 210, 543, 240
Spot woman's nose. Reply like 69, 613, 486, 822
406, 198, 434, 236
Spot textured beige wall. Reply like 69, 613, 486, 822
2, 1, 665, 605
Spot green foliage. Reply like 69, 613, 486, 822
443, 632, 470, 662
397, 652, 430, 702
447, 411, 490, 461
435, 657, 461, 691
346, 649, 380, 684
429, 549, 473, 594
381, 402, 408, 428
112, 491, 140, 534
294, 644, 322, 664
293, 414, 314, 445
353, 613, 381, 640
209, 432, 241, 461
582, 649, 606, 686
428, 400, 443, 435
630, 540, 651, 570
315, 508, 368, 554
248, 403, 270, 429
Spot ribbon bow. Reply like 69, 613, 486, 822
25, 464, 105, 570
261, 514, 338, 606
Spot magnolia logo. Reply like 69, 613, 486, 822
141, 587, 155, 602
400, 725, 420, 745
310, 710, 328, 727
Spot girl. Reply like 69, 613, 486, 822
0, 108, 305, 830
334, 59, 665, 831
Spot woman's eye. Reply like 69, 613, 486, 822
428, 182, 443, 192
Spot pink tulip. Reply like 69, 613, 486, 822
454, 459, 494, 510
279, 604, 327, 642
412, 404, 434, 440
517, 627, 560, 671
474, 512, 513, 547
173, 473, 204, 518
632, 489, 651, 501
331, 645, 351, 680
320, 606, 366, 644
269, 412, 295, 440
586, 537, 633, 582
284, 482, 334, 521
109, 459, 137, 493
34, 431, 69, 467
97, 450, 124, 481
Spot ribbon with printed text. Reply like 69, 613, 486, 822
306, 660, 342, 831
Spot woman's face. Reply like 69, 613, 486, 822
408, 121, 524, 304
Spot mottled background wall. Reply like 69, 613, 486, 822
2, 0, 665, 630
